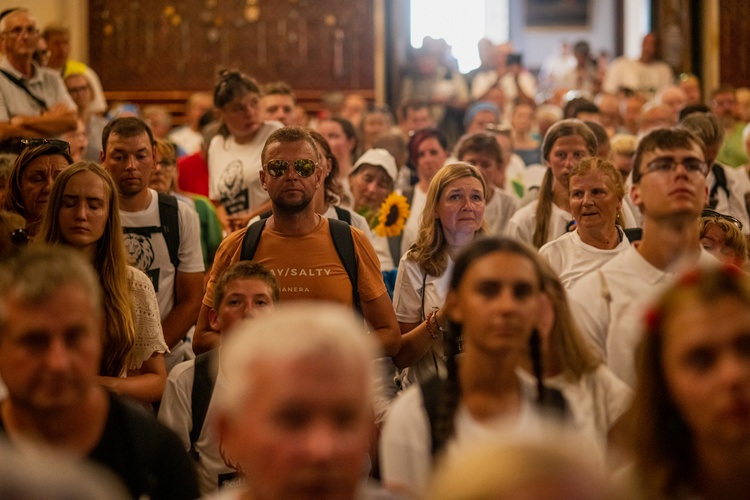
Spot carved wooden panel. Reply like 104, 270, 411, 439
89, 0, 374, 92
718, 0, 750, 86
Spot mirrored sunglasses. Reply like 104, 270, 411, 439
264, 158, 317, 178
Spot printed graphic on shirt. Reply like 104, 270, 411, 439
218, 159, 249, 214
124, 233, 160, 291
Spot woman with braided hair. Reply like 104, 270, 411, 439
380, 237, 571, 497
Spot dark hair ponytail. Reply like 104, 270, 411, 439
529, 328, 568, 417
434, 320, 462, 449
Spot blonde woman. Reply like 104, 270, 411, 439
41, 162, 167, 404
392, 163, 486, 387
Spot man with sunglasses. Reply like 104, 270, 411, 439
0, 8, 76, 142
193, 126, 401, 359
569, 127, 717, 387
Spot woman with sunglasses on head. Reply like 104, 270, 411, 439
506, 119, 598, 248
40, 162, 168, 405
400, 128, 450, 256
699, 209, 748, 268
208, 70, 282, 233
679, 112, 750, 236
381, 238, 570, 498
627, 265, 750, 499
3, 140, 73, 237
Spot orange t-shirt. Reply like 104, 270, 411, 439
203, 217, 386, 309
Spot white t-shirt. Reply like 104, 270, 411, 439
538, 228, 630, 289
392, 255, 453, 387
120, 189, 205, 319
505, 199, 573, 246
484, 186, 519, 236
568, 245, 717, 386
207, 122, 282, 213
522, 366, 633, 458
602, 58, 673, 98
158, 353, 239, 495
380, 372, 555, 497
400, 186, 428, 256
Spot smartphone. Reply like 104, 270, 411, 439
506, 53, 522, 66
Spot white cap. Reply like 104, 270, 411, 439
352, 148, 398, 183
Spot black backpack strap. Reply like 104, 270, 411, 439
157, 192, 180, 270
333, 205, 352, 225
189, 351, 218, 462
259, 210, 272, 220
240, 218, 267, 261
419, 376, 444, 458
0, 69, 48, 110
328, 218, 360, 314
708, 163, 730, 210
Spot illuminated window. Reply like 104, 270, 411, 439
410, 0, 509, 73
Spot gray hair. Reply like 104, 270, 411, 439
215, 303, 378, 418
0, 245, 101, 329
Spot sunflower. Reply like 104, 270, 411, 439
373, 192, 410, 238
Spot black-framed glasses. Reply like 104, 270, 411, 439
264, 158, 317, 178
701, 209, 743, 231
10, 228, 29, 247
21, 138, 71, 154
643, 157, 708, 176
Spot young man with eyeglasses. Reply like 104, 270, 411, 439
193, 126, 401, 359
0, 8, 76, 141
568, 127, 717, 387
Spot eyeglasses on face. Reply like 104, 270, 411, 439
643, 157, 708, 177
21, 138, 71, 155
264, 158, 317, 178
701, 209, 743, 231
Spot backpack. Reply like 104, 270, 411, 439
189, 350, 218, 462
122, 192, 181, 271
708, 163, 730, 210
239, 217, 360, 314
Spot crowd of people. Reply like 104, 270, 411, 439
2, 5, 750, 500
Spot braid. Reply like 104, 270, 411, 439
529, 328, 546, 404
435, 321, 462, 447
533, 169, 554, 249
529, 328, 569, 416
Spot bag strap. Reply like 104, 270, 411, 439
189, 351, 218, 462
333, 205, 352, 225
419, 376, 444, 458
708, 163, 730, 210
329, 218, 360, 314
0, 69, 48, 110
240, 218, 267, 261
157, 192, 180, 271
